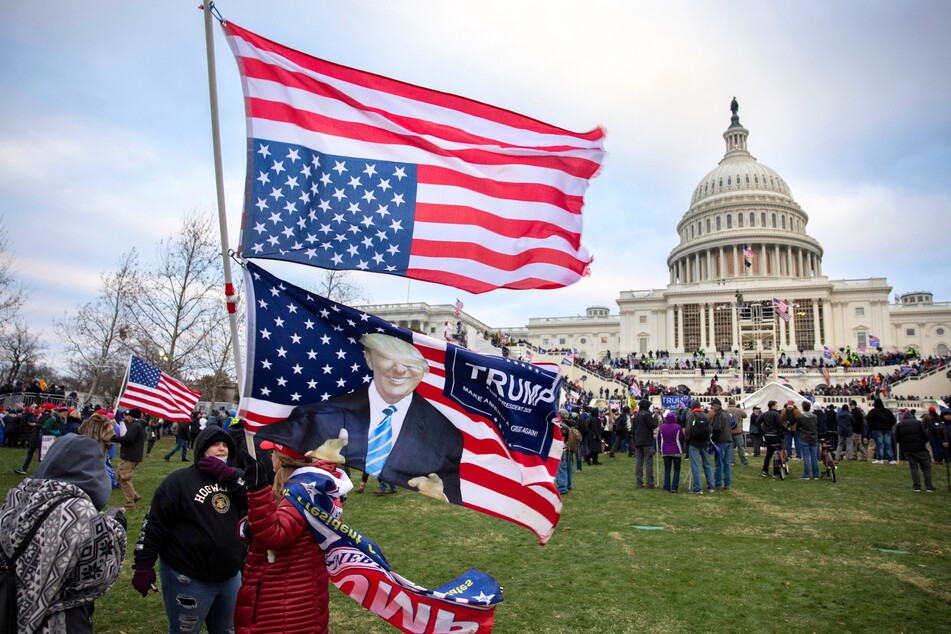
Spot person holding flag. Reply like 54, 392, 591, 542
234, 442, 343, 634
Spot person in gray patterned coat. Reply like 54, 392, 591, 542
0, 434, 127, 633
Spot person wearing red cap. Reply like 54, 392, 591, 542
234, 441, 337, 633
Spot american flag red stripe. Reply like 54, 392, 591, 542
224, 22, 604, 294
117, 356, 201, 423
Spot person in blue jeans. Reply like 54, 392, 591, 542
865, 398, 897, 463
685, 400, 715, 494
164, 419, 191, 462
555, 410, 574, 494
709, 398, 733, 490
657, 412, 684, 492
797, 401, 820, 480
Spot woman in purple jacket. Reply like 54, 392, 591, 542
658, 412, 685, 493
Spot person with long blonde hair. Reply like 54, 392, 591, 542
234, 442, 339, 634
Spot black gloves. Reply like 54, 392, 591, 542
242, 454, 272, 492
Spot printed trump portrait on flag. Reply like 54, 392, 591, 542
239, 262, 564, 542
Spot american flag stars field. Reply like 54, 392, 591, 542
244, 141, 418, 276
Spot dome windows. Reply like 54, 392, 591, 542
727, 214, 733, 228
772, 213, 777, 228
716, 216, 722, 230
738, 213, 744, 227
749, 212, 755, 226
761, 212, 766, 225
782, 216, 786, 229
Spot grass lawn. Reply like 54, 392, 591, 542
2, 438, 950, 633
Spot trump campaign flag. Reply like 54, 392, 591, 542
238, 262, 564, 543
117, 355, 201, 422
286, 466, 501, 633
223, 22, 605, 294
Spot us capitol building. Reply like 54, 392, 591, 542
363, 103, 951, 371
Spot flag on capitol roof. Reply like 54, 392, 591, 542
222, 22, 605, 294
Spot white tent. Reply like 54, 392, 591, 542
739, 382, 808, 414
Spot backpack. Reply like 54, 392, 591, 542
566, 426, 583, 451
0, 497, 68, 632
690, 411, 711, 443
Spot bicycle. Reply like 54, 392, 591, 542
770, 439, 789, 480
818, 436, 837, 483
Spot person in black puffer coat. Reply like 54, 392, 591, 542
893, 410, 935, 492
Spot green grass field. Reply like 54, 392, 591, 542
2, 439, 950, 633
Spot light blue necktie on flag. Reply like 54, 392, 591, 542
366, 405, 396, 477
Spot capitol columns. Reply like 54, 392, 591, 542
812, 299, 821, 350
787, 302, 797, 350
699, 302, 707, 349
666, 304, 675, 351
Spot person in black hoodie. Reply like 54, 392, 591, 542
132, 426, 249, 634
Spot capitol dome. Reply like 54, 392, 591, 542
666, 102, 824, 285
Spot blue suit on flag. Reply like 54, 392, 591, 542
260, 386, 464, 505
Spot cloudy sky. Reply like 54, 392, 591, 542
3, 1, 949, 365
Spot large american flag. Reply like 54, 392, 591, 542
238, 262, 564, 542
223, 22, 605, 294
117, 356, 201, 422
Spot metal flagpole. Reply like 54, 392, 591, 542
113, 354, 133, 413
202, 2, 251, 454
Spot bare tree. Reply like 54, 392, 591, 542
191, 315, 237, 405
0, 215, 27, 327
55, 250, 139, 401
0, 322, 44, 385
124, 210, 225, 379
311, 269, 367, 305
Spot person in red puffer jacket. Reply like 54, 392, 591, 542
234, 441, 339, 634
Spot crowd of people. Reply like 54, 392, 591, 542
552, 349, 951, 407
556, 395, 950, 496
2, 367, 948, 632
0, 401, 345, 633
